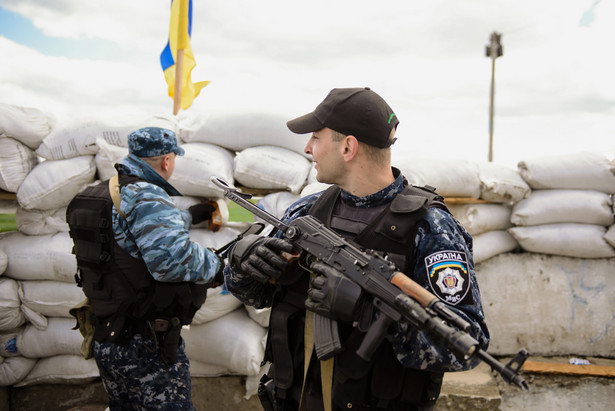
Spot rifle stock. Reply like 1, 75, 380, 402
212, 177, 530, 390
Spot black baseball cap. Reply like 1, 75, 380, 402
286, 87, 399, 148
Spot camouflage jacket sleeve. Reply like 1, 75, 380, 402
113, 181, 221, 283
390, 207, 490, 372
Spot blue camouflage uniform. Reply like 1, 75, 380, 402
225, 169, 489, 385
93, 127, 221, 411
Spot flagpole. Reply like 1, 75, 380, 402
173, 0, 189, 115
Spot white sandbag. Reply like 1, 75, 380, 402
189, 222, 252, 251
477, 161, 531, 203
511, 189, 614, 227
448, 203, 512, 236
16, 156, 96, 210
179, 110, 306, 155
0, 103, 54, 149
472, 231, 518, 264
18, 280, 84, 319
16, 317, 82, 358
15, 206, 69, 235
94, 138, 128, 180
244, 305, 271, 328
0, 137, 38, 193
605, 225, 615, 248
15, 354, 99, 386
517, 152, 615, 193
191, 285, 243, 325
234, 146, 311, 193
395, 158, 481, 198
183, 308, 267, 376
34, 113, 179, 161
508, 224, 615, 258
0, 247, 7, 275
301, 182, 331, 197
0, 356, 37, 386
0, 277, 27, 331
0, 231, 77, 283
170, 142, 235, 198
258, 192, 300, 219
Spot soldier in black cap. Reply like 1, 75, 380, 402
225, 88, 490, 411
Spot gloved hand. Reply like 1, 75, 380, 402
305, 261, 364, 322
188, 203, 217, 225
229, 234, 295, 283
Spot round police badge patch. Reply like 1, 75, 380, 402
424, 250, 471, 306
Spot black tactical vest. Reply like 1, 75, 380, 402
266, 182, 448, 410
66, 176, 208, 345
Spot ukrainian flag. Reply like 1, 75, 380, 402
160, 0, 209, 111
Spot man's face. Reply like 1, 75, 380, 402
303, 128, 345, 184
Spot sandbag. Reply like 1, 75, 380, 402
183, 308, 267, 376
94, 138, 128, 180
0, 103, 54, 149
244, 305, 271, 328
189, 222, 252, 252
169, 142, 235, 198
448, 203, 512, 236
301, 182, 331, 197
258, 191, 300, 219
0, 356, 37, 386
508, 224, 615, 258
15, 206, 69, 235
16, 317, 82, 358
0, 247, 7, 275
191, 286, 243, 325
511, 189, 614, 227
517, 152, 615, 193
395, 158, 481, 198
16, 156, 96, 210
189, 359, 234, 377
234, 146, 311, 193
35, 114, 179, 160
604, 225, 615, 248
0, 277, 27, 331
0, 137, 38, 193
179, 110, 306, 155
15, 354, 99, 387
472, 230, 518, 264
477, 161, 531, 203
19, 280, 84, 319
0, 231, 77, 283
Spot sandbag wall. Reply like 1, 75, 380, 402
1, 103, 614, 390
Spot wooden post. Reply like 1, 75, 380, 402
173, 0, 189, 115
486, 32, 503, 162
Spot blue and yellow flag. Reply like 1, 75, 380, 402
160, 0, 209, 112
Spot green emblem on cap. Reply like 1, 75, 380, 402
388, 113, 396, 124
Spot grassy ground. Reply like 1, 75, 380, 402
0, 214, 17, 232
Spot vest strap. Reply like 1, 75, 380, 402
109, 175, 126, 219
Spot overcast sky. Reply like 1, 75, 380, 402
0, 0, 613, 167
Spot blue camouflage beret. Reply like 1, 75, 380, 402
128, 127, 185, 157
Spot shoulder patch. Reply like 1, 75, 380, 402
424, 250, 471, 306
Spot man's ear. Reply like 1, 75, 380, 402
342, 135, 359, 161
160, 154, 171, 171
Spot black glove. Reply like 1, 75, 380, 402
305, 261, 364, 322
229, 234, 294, 283
188, 203, 217, 225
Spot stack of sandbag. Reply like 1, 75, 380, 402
178, 110, 313, 194
510, 152, 615, 258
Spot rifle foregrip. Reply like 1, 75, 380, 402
313, 314, 342, 361
390, 271, 437, 307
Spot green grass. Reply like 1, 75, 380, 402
226, 199, 259, 222
0, 214, 17, 232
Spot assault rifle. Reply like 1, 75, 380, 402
212, 177, 529, 389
